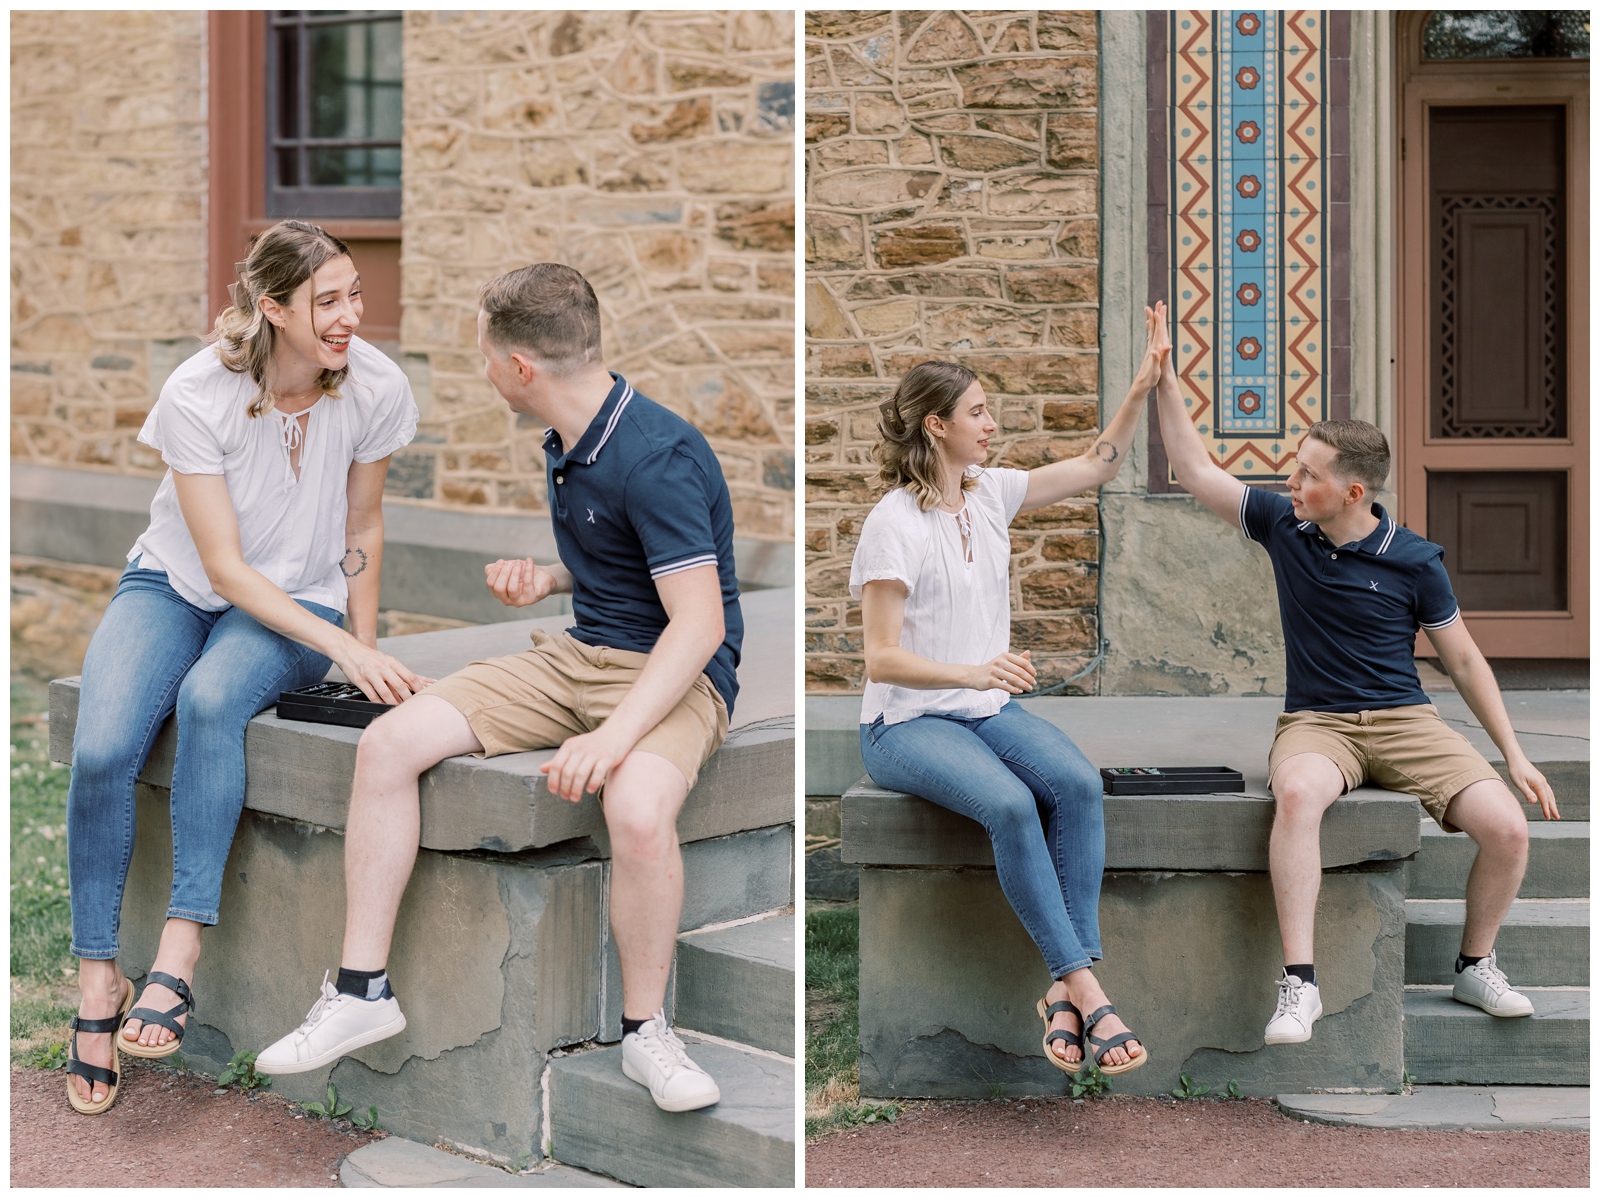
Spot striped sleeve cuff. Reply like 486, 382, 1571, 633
1419, 608, 1461, 630
1238, 487, 1255, 541
650, 553, 719, 580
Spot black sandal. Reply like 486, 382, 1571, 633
66, 978, 135, 1114
1035, 996, 1086, 1074
1082, 1003, 1148, 1075
121, 971, 194, 1059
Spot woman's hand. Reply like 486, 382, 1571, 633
966, 650, 1037, 695
333, 636, 428, 705
1130, 302, 1170, 393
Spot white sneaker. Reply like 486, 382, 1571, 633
1264, 972, 1323, 1045
1452, 950, 1535, 1017
620, 1011, 720, 1112
256, 972, 407, 1075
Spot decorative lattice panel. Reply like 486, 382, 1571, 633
1166, 10, 1330, 485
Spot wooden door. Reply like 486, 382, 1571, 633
1396, 14, 1588, 657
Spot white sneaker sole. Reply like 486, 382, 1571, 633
1452, 989, 1534, 1018
621, 1057, 720, 1112
260, 1010, 407, 1075
1264, 1024, 1315, 1046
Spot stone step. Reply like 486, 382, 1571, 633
1403, 986, 1589, 1086
1411, 821, 1589, 900
1405, 899, 1589, 985
1277, 1084, 1589, 1132
675, 914, 795, 1056
341, 1136, 626, 1187
547, 1039, 794, 1188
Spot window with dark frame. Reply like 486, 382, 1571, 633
267, 10, 403, 219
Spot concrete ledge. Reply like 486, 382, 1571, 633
805, 692, 1590, 807
11, 462, 791, 614
341, 1137, 627, 1187
857, 864, 1406, 1099
1277, 1085, 1590, 1133
842, 778, 1422, 872
675, 914, 796, 1056
1412, 822, 1590, 900
49, 588, 794, 852
1404, 899, 1589, 986
1403, 987, 1590, 1085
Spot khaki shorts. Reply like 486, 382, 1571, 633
1267, 704, 1502, 832
424, 629, 729, 790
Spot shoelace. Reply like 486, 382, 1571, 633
635, 1016, 702, 1073
1273, 975, 1306, 1017
1467, 953, 1510, 994
289, 972, 343, 1044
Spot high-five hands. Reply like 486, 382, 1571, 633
1131, 301, 1171, 392
485, 557, 559, 608
968, 649, 1037, 695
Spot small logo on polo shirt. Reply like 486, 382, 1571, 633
587, 508, 596, 523
1369, 581, 1379, 590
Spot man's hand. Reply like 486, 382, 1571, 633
541, 726, 632, 803
1507, 755, 1560, 820
485, 557, 559, 608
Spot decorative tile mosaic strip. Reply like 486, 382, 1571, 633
1167, 10, 1329, 485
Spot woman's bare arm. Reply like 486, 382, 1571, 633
860, 579, 1036, 694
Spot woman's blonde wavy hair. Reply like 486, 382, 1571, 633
872, 360, 979, 511
208, 220, 353, 418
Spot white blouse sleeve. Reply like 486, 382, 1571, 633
988, 467, 1032, 523
849, 495, 923, 599
351, 371, 420, 464
138, 379, 226, 476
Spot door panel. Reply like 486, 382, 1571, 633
1426, 470, 1566, 611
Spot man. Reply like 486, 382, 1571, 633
1147, 308, 1557, 1045
258, 263, 743, 1112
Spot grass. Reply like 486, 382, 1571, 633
805, 905, 900, 1139
11, 678, 79, 1066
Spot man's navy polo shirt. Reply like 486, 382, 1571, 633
1240, 488, 1460, 713
544, 373, 743, 716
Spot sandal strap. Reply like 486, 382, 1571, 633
1081, 1004, 1117, 1032
1041, 999, 1080, 1020
1045, 1029, 1083, 1048
144, 972, 194, 1013
67, 1031, 119, 1088
126, 1006, 187, 1041
1089, 1029, 1142, 1062
69, 1014, 124, 1035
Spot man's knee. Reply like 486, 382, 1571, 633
1271, 757, 1343, 821
355, 700, 455, 780
602, 753, 686, 857
1457, 784, 1529, 856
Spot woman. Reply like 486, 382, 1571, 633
851, 304, 1172, 1077
64, 220, 426, 1113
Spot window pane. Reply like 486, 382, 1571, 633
277, 147, 300, 187
309, 19, 403, 142
309, 146, 401, 189
1424, 11, 1589, 59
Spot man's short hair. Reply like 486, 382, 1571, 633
1305, 419, 1390, 493
479, 263, 602, 374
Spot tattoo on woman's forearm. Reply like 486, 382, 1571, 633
1095, 441, 1119, 463
341, 547, 368, 578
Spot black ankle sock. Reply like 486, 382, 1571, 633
335, 967, 389, 1000
1285, 963, 1316, 986
620, 1015, 648, 1038
1455, 953, 1486, 974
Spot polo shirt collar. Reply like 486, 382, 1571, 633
542, 373, 634, 468
1293, 502, 1397, 554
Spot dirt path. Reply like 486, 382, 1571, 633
806, 1095, 1588, 1188
11, 1066, 382, 1187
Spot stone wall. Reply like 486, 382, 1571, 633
10, 10, 797, 548
10, 10, 208, 476
397, 10, 796, 540
803, 11, 1104, 694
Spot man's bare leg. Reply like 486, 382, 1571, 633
341, 695, 483, 970
1441, 778, 1529, 956
1268, 752, 1347, 963
602, 750, 689, 1020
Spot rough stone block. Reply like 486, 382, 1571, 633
1411, 822, 1589, 900
548, 1041, 795, 1187
1404, 899, 1589, 986
675, 915, 796, 1055
342, 1137, 626, 1187
1403, 988, 1589, 1085
118, 787, 602, 1161
842, 780, 1421, 872
858, 864, 1406, 1099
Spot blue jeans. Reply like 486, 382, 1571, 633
860, 702, 1106, 978
67, 562, 341, 959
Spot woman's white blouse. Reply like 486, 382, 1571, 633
129, 336, 419, 613
849, 466, 1031, 726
